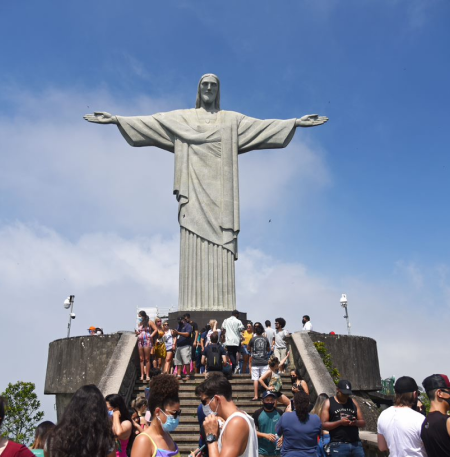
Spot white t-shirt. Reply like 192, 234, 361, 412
303, 321, 313, 331
206, 329, 221, 345
274, 329, 290, 349
264, 327, 276, 346
163, 330, 174, 351
221, 316, 245, 346
377, 406, 427, 457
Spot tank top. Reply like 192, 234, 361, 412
328, 397, 359, 443
268, 371, 282, 392
421, 411, 450, 456
219, 411, 258, 457
139, 433, 181, 457
116, 438, 129, 457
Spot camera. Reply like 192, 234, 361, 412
70, 313, 76, 319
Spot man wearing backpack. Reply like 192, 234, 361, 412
249, 322, 270, 401
202, 332, 228, 373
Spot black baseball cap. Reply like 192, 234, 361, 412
423, 374, 450, 393
394, 376, 418, 394
262, 391, 277, 399
337, 380, 353, 395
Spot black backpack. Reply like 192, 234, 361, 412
206, 344, 223, 370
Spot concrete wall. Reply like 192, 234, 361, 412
45, 332, 138, 420
309, 332, 382, 391
45, 334, 121, 394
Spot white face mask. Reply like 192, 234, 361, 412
202, 397, 218, 416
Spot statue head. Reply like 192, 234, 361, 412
196, 74, 220, 110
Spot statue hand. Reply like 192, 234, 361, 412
296, 114, 329, 128
83, 111, 117, 125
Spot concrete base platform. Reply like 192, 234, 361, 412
168, 310, 248, 330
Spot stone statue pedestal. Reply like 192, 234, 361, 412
168, 310, 248, 331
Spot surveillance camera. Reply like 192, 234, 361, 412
63, 298, 71, 309
70, 313, 76, 319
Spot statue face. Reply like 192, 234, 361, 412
200, 76, 218, 107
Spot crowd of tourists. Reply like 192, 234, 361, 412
134, 309, 300, 385
0, 309, 448, 457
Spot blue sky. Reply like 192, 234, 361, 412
1, 0, 449, 420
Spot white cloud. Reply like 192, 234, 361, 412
239, 139, 331, 215
394, 260, 424, 289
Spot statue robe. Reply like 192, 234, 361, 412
116, 109, 296, 311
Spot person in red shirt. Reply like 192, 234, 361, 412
0, 396, 34, 457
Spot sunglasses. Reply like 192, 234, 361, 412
200, 397, 215, 406
165, 409, 182, 418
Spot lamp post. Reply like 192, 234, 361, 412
340, 293, 351, 335
64, 295, 75, 338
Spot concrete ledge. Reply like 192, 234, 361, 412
290, 332, 336, 401
360, 431, 386, 457
98, 332, 138, 404
45, 333, 121, 394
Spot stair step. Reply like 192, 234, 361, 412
134, 374, 291, 384
130, 369, 293, 451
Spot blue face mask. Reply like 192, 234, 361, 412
159, 410, 180, 432
108, 410, 114, 417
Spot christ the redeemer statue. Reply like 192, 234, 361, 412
84, 74, 328, 312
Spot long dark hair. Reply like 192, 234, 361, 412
139, 310, 149, 328
293, 390, 310, 423
47, 384, 114, 457
31, 420, 55, 449
105, 394, 131, 423
105, 393, 135, 452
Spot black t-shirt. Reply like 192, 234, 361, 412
249, 335, 270, 366
421, 411, 450, 457
328, 396, 359, 443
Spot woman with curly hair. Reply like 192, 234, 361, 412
131, 374, 181, 457
105, 394, 134, 457
136, 311, 158, 381
44, 385, 115, 457
276, 390, 322, 457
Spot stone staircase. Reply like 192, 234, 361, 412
132, 373, 294, 454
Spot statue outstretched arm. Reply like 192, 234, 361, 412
83, 111, 118, 125
296, 114, 329, 127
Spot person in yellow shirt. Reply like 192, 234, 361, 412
242, 322, 254, 374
